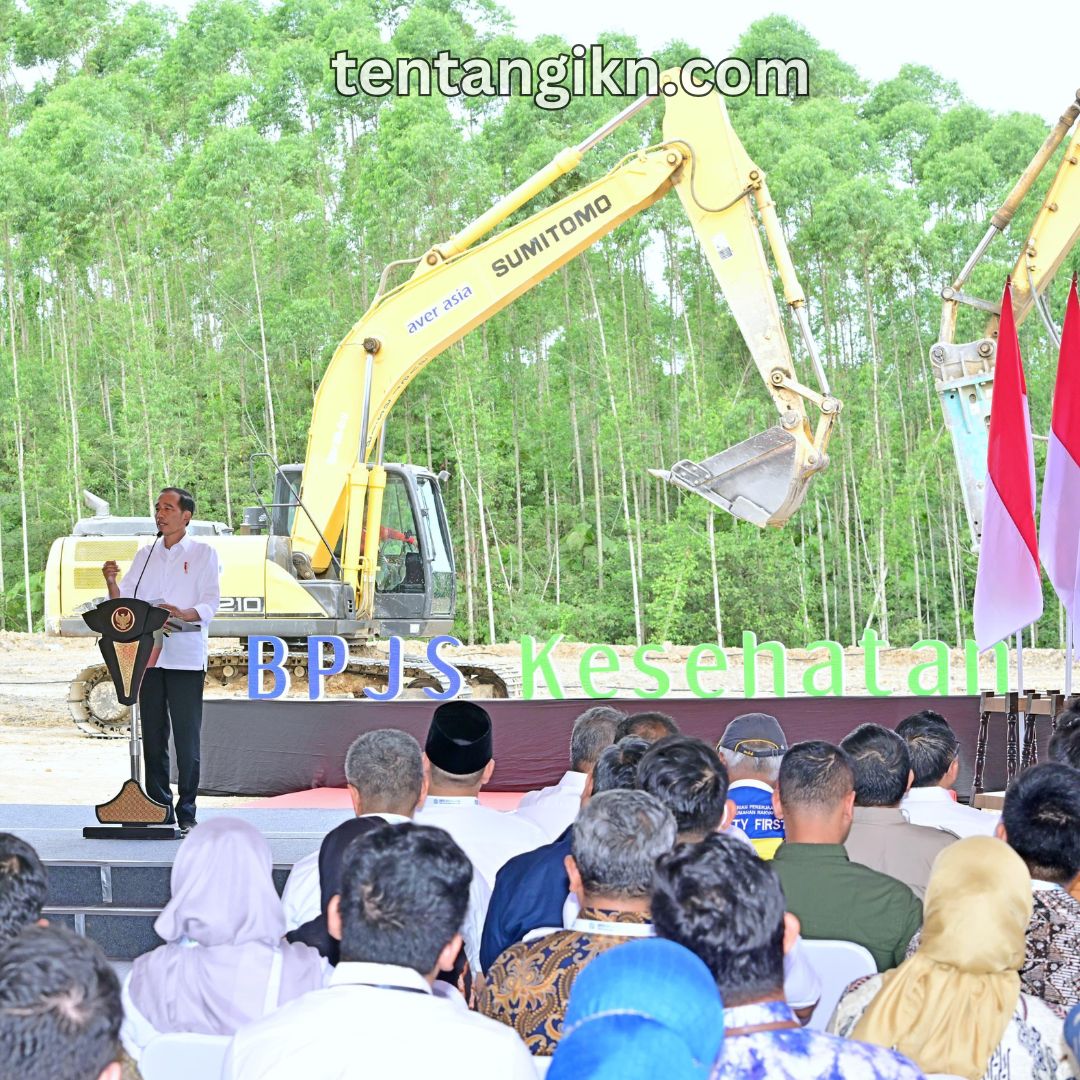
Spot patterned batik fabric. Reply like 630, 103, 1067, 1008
1024, 886, 1080, 1009
831, 974, 1076, 1080
476, 908, 651, 1056
711, 999, 923, 1080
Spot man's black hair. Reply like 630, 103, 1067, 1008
637, 735, 729, 836
895, 711, 959, 786
777, 740, 854, 811
840, 724, 912, 807
0, 925, 121, 1080
1048, 709, 1080, 770
0, 834, 47, 944
614, 711, 679, 743
159, 486, 195, 516
1002, 762, 1080, 885
652, 832, 785, 1005
337, 823, 472, 974
592, 737, 650, 795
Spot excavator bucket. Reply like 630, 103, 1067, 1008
650, 426, 817, 528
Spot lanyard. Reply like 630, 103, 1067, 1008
353, 983, 430, 996
426, 796, 479, 806
571, 918, 654, 938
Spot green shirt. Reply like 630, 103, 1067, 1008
772, 842, 923, 971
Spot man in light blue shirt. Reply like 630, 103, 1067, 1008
651, 833, 922, 1080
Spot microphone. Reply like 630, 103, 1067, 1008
132, 531, 162, 599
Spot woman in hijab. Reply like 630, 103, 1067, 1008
548, 937, 723, 1080
120, 818, 326, 1065
830, 835, 1076, 1080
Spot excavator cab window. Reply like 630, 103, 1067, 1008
416, 475, 455, 616
375, 474, 422, 594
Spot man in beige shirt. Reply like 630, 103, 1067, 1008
841, 723, 957, 899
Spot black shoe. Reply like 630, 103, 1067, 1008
178, 818, 197, 836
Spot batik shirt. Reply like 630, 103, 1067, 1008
831, 974, 1078, 1080
477, 908, 652, 1055
710, 1000, 923, 1079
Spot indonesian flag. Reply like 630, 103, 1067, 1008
1039, 274, 1080, 618
973, 279, 1043, 651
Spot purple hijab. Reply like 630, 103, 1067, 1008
128, 817, 325, 1036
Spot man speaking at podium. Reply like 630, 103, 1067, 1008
101, 487, 221, 835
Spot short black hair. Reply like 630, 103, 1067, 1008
652, 832, 785, 1005
777, 740, 854, 811
637, 736, 730, 836
0, 834, 47, 944
614, 711, 680, 743
592, 737, 650, 795
569, 706, 624, 772
0, 925, 121, 1080
1048, 710, 1080, 770
1002, 763, 1080, 885
159, 486, 195, 515
896, 712, 959, 786
337, 823, 472, 974
840, 724, 912, 807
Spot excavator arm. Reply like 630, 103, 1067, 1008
933, 89, 1080, 546
293, 69, 840, 616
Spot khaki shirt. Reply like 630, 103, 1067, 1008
844, 805, 958, 899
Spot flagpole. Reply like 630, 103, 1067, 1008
1016, 629, 1026, 764
1067, 617, 1074, 697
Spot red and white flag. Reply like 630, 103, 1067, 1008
1039, 274, 1080, 618
973, 279, 1043, 651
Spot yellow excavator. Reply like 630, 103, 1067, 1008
933, 88, 1080, 546
44, 68, 841, 733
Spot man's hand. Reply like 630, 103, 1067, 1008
158, 603, 184, 620
102, 560, 120, 583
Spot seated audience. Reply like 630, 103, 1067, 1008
1049, 708, 1080, 770
997, 762, 1080, 1007
478, 789, 676, 1055
226, 824, 535, 1079
651, 833, 922, 1079
415, 701, 547, 887
897, 710, 999, 836
548, 938, 723, 1080
614, 710, 680, 743
515, 705, 623, 840
831, 836, 1076, 1080
716, 712, 788, 857
280, 728, 489, 971
282, 728, 425, 927
841, 723, 956, 898
771, 740, 922, 970
0, 925, 122, 1080
122, 818, 325, 1063
479, 736, 650, 971
0, 832, 47, 942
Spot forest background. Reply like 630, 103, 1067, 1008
1, 0, 1077, 651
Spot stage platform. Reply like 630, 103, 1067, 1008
0, 804, 346, 960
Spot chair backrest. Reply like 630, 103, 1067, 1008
140, 1032, 231, 1080
800, 938, 877, 1030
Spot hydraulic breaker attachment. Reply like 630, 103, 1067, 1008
651, 426, 824, 527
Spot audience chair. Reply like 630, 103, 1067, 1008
139, 1032, 231, 1080
800, 938, 876, 1030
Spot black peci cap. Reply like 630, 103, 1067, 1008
425, 701, 493, 775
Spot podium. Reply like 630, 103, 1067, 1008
80, 597, 178, 840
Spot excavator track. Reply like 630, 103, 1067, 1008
67, 648, 521, 736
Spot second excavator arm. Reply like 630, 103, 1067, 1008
293, 69, 840, 616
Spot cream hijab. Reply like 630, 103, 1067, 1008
851, 835, 1032, 1079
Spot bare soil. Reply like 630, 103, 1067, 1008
0, 632, 1073, 805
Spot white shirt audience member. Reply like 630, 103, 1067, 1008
515, 769, 587, 840
900, 786, 1000, 838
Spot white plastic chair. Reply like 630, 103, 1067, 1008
139, 1032, 231, 1080
799, 938, 877, 1031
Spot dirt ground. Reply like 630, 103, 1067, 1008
0, 631, 1074, 805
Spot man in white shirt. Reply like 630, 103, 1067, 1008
225, 823, 535, 1080
515, 705, 623, 840
415, 702, 546, 889
280, 729, 489, 973
102, 487, 220, 833
896, 711, 999, 838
